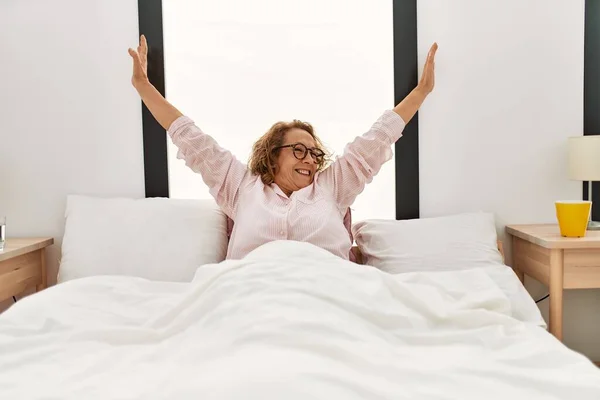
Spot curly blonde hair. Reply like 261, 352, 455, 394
248, 120, 330, 185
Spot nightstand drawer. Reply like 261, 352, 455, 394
564, 249, 600, 289
0, 238, 53, 304
0, 251, 43, 300
513, 237, 550, 284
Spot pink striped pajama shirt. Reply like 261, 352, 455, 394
167, 110, 406, 260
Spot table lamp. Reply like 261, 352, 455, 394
568, 135, 600, 230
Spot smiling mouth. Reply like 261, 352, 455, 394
295, 169, 311, 177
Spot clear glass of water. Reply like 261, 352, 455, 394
0, 216, 5, 251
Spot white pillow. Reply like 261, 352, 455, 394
58, 195, 228, 283
352, 212, 546, 326
352, 212, 504, 273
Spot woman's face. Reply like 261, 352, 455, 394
273, 128, 322, 196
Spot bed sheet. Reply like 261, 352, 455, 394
0, 240, 598, 399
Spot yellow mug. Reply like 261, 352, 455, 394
555, 200, 591, 237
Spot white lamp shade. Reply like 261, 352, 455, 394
568, 136, 600, 181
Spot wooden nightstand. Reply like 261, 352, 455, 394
506, 224, 600, 342
0, 238, 54, 303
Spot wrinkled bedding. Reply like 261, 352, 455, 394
0, 241, 598, 399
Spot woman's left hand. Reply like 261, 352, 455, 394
392, 42, 438, 123
418, 42, 437, 94
128, 35, 149, 88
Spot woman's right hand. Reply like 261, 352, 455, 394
126, 34, 183, 130
128, 35, 149, 88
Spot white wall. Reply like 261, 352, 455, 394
0, 0, 144, 307
418, 0, 599, 360
163, 0, 396, 223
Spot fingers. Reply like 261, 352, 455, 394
418, 43, 436, 92
427, 42, 438, 62
128, 48, 142, 65
139, 34, 148, 56
422, 42, 437, 74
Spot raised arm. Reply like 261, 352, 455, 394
128, 35, 248, 217
318, 43, 437, 209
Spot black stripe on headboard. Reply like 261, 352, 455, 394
584, 0, 600, 221
138, 0, 169, 198
393, 0, 419, 220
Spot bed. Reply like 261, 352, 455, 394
0, 195, 599, 399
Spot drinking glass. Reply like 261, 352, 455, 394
0, 216, 5, 251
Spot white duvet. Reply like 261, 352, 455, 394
1, 241, 599, 399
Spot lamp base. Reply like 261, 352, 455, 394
588, 220, 600, 231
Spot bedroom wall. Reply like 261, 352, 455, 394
417, 0, 600, 360
0, 0, 144, 309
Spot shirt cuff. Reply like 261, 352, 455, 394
376, 110, 407, 144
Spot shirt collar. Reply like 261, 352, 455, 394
271, 183, 290, 199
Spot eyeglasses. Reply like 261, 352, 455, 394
273, 143, 325, 163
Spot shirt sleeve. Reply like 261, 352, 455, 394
317, 110, 406, 209
167, 116, 249, 218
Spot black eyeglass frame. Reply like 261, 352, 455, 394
273, 143, 326, 163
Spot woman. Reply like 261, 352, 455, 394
128, 35, 437, 261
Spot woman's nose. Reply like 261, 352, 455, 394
302, 155, 315, 164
